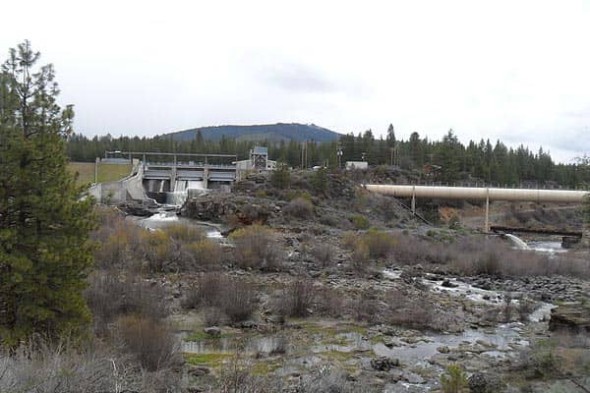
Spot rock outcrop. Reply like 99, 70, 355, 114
549, 302, 590, 332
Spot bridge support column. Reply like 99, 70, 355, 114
484, 188, 490, 233
580, 228, 590, 249
411, 186, 416, 215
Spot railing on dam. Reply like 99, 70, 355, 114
105, 151, 240, 188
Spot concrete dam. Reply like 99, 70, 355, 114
91, 152, 238, 206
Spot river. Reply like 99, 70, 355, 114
129, 209, 224, 239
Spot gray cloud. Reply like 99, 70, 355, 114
262, 62, 336, 93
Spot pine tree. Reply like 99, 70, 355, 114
0, 41, 95, 346
386, 124, 396, 166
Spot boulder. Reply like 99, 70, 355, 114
441, 279, 458, 288
203, 326, 222, 337
370, 356, 399, 371
467, 372, 488, 393
188, 365, 211, 377
549, 303, 590, 333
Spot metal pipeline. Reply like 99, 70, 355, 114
364, 185, 588, 203
364, 184, 588, 232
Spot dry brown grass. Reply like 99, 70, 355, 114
68, 162, 132, 185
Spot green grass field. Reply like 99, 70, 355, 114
68, 162, 133, 185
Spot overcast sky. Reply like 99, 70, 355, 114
2, 0, 590, 163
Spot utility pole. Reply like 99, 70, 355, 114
301, 141, 308, 169
94, 157, 99, 183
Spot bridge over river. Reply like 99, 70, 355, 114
365, 184, 589, 234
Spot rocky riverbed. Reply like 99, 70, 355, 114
161, 261, 590, 392
121, 170, 590, 392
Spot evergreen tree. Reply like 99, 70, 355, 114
270, 162, 290, 189
0, 41, 95, 346
386, 124, 396, 165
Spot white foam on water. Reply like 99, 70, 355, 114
167, 180, 207, 206
504, 234, 529, 250
207, 230, 222, 239
528, 241, 567, 254
144, 212, 179, 222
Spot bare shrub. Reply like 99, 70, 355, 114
94, 214, 218, 273
182, 272, 227, 310
385, 288, 435, 330
182, 239, 224, 271
203, 306, 228, 327
183, 273, 257, 324
389, 232, 451, 265
351, 241, 370, 273
116, 315, 181, 372
362, 229, 394, 259
449, 237, 562, 277
516, 339, 559, 379
85, 272, 169, 335
315, 287, 348, 318
474, 251, 502, 276
230, 225, 282, 271
283, 197, 314, 219
310, 242, 335, 267
341, 231, 357, 250
350, 214, 370, 229
0, 340, 136, 393
218, 342, 278, 393
350, 290, 381, 324
555, 254, 590, 278
162, 223, 205, 243
223, 279, 258, 324
276, 279, 317, 318
92, 211, 144, 269
139, 229, 173, 272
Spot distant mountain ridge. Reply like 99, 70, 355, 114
165, 123, 342, 143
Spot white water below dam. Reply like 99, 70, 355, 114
166, 180, 207, 206
503, 233, 530, 250
502, 233, 567, 254
135, 210, 223, 239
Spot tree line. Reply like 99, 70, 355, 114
68, 126, 590, 189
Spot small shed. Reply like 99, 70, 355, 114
345, 161, 368, 170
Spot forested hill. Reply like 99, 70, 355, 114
66, 128, 589, 189
165, 123, 342, 143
